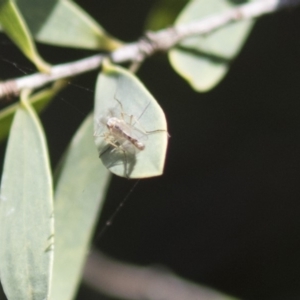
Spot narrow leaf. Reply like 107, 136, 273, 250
0, 0, 50, 71
0, 91, 54, 300
51, 114, 111, 300
94, 61, 168, 178
169, 0, 255, 92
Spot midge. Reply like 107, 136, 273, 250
94, 98, 148, 156
106, 115, 145, 151
94, 97, 167, 177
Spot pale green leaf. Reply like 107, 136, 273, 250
51, 114, 111, 300
169, 0, 255, 92
0, 91, 54, 300
0, 0, 50, 71
15, 0, 122, 50
94, 61, 168, 178
0, 80, 66, 143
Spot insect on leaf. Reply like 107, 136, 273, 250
94, 61, 168, 179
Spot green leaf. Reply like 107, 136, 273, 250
0, 91, 54, 300
0, 0, 50, 71
94, 61, 168, 178
0, 80, 66, 143
169, 0, 255, 92
51, 114, 111, 300
15, 0, 122, 50
145, 0, 188, 31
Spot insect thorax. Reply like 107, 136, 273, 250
106, 117, 145, 151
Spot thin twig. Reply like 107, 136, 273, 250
0, 55, 104, 99
83, 249, 232, 300
0, 0, 299, 99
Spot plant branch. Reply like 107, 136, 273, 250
83, 249, 231, 300
0, 0, 299, 99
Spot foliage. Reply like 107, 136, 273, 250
0, 0, 265, 299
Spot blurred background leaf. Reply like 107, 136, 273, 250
51, 114, 111, 300
145, 0, 188, 31
14, 0, 122, 50
0, 0, 50, 71
169, 0, 255, 92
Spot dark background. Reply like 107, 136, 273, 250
1, 1, 300, 300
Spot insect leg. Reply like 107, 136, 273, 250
113, 94, 126, 118
130, 114, 169, 136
